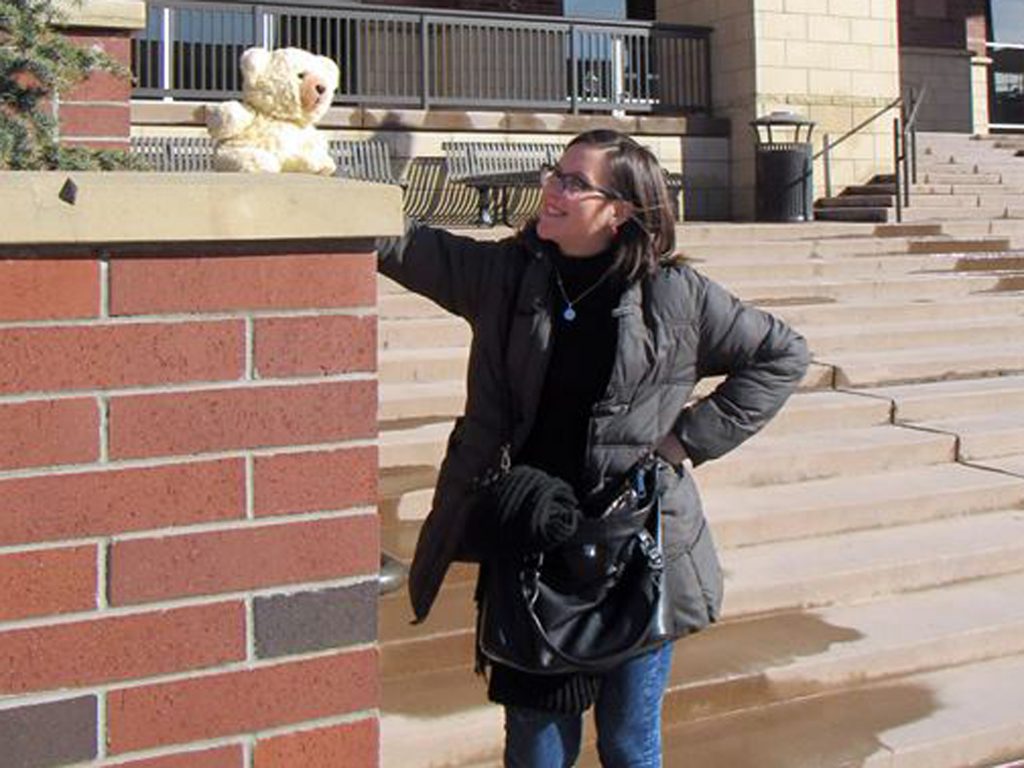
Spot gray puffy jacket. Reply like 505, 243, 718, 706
379, 223, 809, 636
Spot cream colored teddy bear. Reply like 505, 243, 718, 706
206, 47, 340, 174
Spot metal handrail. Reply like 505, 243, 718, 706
817, 87, 926, 222
816, 94, 902, 199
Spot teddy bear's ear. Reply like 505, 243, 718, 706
240, 47, 271, 81
317, 56, 341, 91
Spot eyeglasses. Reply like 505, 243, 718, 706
539, 164, 622, 200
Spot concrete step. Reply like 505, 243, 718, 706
804, 315, 1024, 354
817, 194, 894, 208
674, 221, 876, 243
380, 346, 469, 383
920, 172, 1002, 185
380, 316, 470, 350
379, 379, 465, 422
693, 254, 938, 283
863, 374, 1024, 421
722, 508, 1024, 616
773, 293, 1024, 328
916, 410, 1024, 461
984, 453, 1024, 477
380, 291, 451, 319
911, 183, 1024, 195
378, 465, 438, 526
902, 205, 1011, 221
757, 390, 890, 435
377, 391, 895, 475
823, 341, 1024, 387
694, 425, 954, 489
654, 652, 1024, 768
903, 234, 1014, 253
814, 206, 890, 223
381, 574, 1024, 768
917, 161, 1020, 176
378, 509, 1024, 687
379, 419, 452, 469
942, 218, 1024, 239
664, 570, 1024, 726
680, 234, 1010, 260
724, 271, 1019, 305
703, 461, 1024, 548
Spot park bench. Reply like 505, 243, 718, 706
443, 140, 564, 226
129, 135, 403, 186
443, 139, 684, 226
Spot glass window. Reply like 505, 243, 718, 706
565, 0, 626, 20
991, 0, 1024, 43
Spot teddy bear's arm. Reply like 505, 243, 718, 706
205, 100, 256, 140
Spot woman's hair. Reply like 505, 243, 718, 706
564, 129, 678, 281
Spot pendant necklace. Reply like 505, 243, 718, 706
552, 263, 613, 322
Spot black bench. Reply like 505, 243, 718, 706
129, 135, 403, 186
443, 141, 564, 226
130, 135, 214, 172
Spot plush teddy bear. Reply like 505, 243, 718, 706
205, 47, 340, 175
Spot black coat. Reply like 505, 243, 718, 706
378, 222, 810, 635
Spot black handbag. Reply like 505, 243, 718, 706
476, 454, 671, 675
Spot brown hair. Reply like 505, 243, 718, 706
565, 129, 678, 281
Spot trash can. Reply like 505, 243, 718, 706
751, 111, 815, 222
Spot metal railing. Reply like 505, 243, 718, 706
817, 86, 926, 222
131, 1, 712, 115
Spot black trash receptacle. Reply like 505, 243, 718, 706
751, 112, 815, 222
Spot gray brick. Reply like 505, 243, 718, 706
0, 696, 97, 768
254, 581, 377, 659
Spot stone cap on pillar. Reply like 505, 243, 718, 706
0, 172, 405, 246
56, 0, 146, 30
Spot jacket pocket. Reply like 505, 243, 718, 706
664, 517, 724, 635
685, 519, 724, 622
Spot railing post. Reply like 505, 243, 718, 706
910, 122, 918, 185
569, 25, 578, 115
823, 133, 832, 199
893, 117, 902, 223
160, 5, 172, 99
255, 5, 272, 49
420, 15, 430, 110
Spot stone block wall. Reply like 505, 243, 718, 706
0, 172, 402, 767
660, 0, 900, 218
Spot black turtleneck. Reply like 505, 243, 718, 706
488, 247, 624, 715
516, 248, 622, 494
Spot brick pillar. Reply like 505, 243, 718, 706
0, 172, 401, 767
57, 0, 145, 151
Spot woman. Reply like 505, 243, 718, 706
378, 130, 809, 767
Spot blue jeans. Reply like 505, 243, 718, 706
503, 642, 674, 768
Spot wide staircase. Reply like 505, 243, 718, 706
816, 131, 1024, 223
378, 133, 1024, 768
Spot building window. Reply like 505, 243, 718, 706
989, 0, 1024, 126
991, 0, 1024, 42
565, 0, 626, 20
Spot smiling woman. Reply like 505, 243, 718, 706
375, 128, 809, 768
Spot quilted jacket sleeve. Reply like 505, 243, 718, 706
375, 219, 508, 325
673, 272, 810, 466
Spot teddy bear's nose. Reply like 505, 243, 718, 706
316, 84, 326, 95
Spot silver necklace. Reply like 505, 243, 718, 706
552, 264, 613, 322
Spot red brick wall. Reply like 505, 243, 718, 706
0, 241, 380, 767
60, 27, 134, 150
